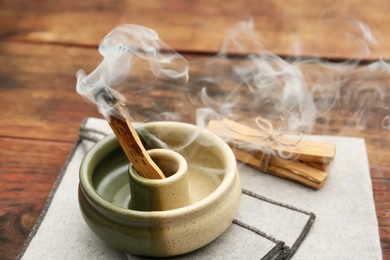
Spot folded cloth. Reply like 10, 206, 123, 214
17, 118, 382, 259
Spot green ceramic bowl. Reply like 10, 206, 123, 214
78, 121, 241, 257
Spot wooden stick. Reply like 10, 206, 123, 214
231, 147, 328, 189
109, 103, 165, 179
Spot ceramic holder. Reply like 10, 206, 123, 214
78, 122, 241, 257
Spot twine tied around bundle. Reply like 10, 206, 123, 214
223, 117, 302, 171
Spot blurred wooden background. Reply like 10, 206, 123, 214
0, 0, 389, 259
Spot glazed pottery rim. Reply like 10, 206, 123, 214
79, 121, 238, 219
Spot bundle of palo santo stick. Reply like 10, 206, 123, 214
207, 118, 336, 190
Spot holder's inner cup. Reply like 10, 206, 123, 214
128, 149, 190, 211
148, 149, 181, 178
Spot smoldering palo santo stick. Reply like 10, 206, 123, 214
96, 89, 165, 179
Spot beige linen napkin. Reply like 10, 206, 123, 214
17, 118, 382, 259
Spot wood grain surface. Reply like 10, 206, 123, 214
0, 1, 389, 259
1, 0, 390, 60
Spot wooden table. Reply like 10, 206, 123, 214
1, 1, 389, 259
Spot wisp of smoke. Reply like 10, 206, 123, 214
76, 24, 189, 119
76, 20, 390, 164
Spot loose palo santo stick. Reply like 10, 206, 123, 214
96, 89, 165, 179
